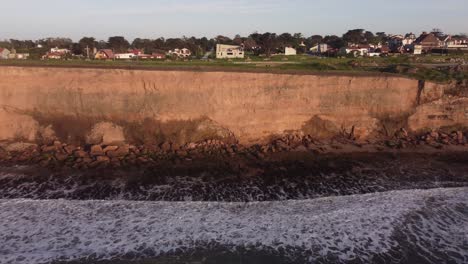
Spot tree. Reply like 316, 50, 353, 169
37, 37, 73, 49
278, 33, 294, 49
308, 35, 323, 46
255, 32, 278, 57
107, 36, 130, 53
71, 43, 82, 55
232, 34, 243, 45
364, 31, 375, 44
9, 39, 35, 50
342, 29, 365, 44
215, 35, 233, 44
132, 38, 155, 53
78, 37, 97, 56
243, 37, 257, 51
324, 35, 345, 49
375, 32, 387, 44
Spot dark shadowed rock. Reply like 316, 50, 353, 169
90, 145, 104, 156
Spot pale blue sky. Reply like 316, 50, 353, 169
0, 0, 467, 40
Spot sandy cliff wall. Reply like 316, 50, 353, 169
0, 66, 466, 145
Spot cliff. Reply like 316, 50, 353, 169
0, 66, 466, 146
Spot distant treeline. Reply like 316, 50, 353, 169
1, 29, 466, 58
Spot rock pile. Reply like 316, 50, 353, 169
386, 129, 467, 149
0, 130, 467, 169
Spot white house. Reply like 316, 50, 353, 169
413, 45, 423, 55
216, 44, 244, 59
0, 48, 10, 59
114, 53, 136, 59
284, 47, 297, 56
310, 44, 328, 54
445, 36, 468, 49
7, 49, 29, 59
339, 47, 369, 57
169, 48, 192, 58
50, 47, 70, 54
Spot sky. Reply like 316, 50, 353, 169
0, 0, 467, 41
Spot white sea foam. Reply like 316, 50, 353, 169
0, 188, 467, 264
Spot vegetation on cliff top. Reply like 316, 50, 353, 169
0, 54, 467, 83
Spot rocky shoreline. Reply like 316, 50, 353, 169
0, 129, 467, 172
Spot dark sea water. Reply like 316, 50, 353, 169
0, 153, 467, 264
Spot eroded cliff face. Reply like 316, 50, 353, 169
0, 66, 466, 145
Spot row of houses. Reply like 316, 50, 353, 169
305, 32, 468, 57
41, 47, 192, 60
388, 32, 468, 54
215, 44, 304, 58
0, 48, 30, 59
337, 32, 468, 57
93, 49, 169, 60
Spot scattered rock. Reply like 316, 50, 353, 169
106, 145, 129, 158
90, 145, 104, 156
55, 152, 69, 162
96, 156, 110, 163
86, 122, 126, 145
64, 145, 77, 155
38, 125, 57, 145
103, 145, 119, 153
4, 142, 37, 153
74, 150, 88, 158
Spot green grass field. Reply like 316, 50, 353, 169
1, 53, 467, 83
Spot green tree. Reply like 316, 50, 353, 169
342, 29, 365, 44
78, 37, 98, 56
107, 36, 130, 53
324, 35, 345, 49
308, 35, 323, 46
250, 32, 278, 57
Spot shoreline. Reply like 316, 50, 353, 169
1, 130, 467, 172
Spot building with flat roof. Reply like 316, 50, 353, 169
285, 47, 297, 56
216, 44, 244, 59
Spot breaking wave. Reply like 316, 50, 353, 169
1, 188, 467, 264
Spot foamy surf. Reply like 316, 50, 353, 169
1, 188, 467, 264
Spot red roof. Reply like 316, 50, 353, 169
129, 49, 142, 55
99, 49, 115, 59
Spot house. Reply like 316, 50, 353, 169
445, 36, 468, 49
414, 32, 444, 52
402, 33, 417, 46
50, 47, 70, 54
8, 49, 29, 59
137, 54, 154, 59
94, 49, 115, 60
129, 49, 143, 56
42, 52, 65, 60
0, 48, 10, 59
284, 47, 297, 56
216, 44, 244, 59
16, 54, 29, 59
376, 46, 390, 54
309, 44, 328, 54
339, 44, 369, 57
152, 52, 166, 59
413, 45, 423, 55
42, 47, 71, 60
114, 53, 135, 59
168, 48, 192, 58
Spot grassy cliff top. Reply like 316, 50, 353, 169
1, 54, 467, 83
